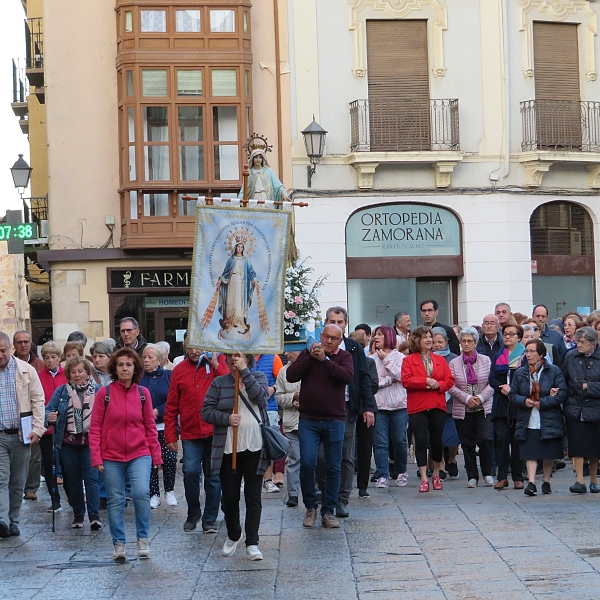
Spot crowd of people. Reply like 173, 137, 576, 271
1, 301, 600, 562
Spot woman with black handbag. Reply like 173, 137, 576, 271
202, 352, 269, 561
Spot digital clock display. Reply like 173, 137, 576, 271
0, 223, 38, 240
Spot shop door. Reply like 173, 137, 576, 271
156, 311, 188, 361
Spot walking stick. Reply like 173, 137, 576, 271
51, 430, 56, 533
232, 368, 240, 473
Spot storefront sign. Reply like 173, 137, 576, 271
144, 297, 190, 308
109, 269, 191, 291
346, 204, 461, 258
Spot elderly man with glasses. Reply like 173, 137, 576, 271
286, 324, 354, 529
115, 317, 147, 357
476, 315, 504, 358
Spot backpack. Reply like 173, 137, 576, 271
104, 383, 146, 407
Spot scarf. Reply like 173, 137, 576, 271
462, 352, 478, 385
65, 377, 96, 434
528, 359, 544, 402
564, 335, 576, 350
494, 342, 525, 375
434, 345, 450, 357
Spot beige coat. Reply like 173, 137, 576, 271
14, 357, 46, 440
275, 362, 300, 433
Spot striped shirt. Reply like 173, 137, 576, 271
0, 356, 19, 429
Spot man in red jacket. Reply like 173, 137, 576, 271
164, 340, 229, 533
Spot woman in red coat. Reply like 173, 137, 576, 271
401, 326, 455, 492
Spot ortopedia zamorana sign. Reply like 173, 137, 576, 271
346, 203, 461, 258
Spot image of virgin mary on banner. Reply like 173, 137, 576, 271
188, 205, 290, 354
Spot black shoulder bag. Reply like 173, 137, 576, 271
238, 391, 290, 461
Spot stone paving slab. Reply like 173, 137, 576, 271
4, 459, 600, 599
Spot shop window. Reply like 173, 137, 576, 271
176, 10, 201, 32
141, 10, 166, 32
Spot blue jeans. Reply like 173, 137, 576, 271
103, 456, 151, 544
181, 438, 221, 524
59, 444, 100, 518
373, 409, 408, 479
299, 418, 345, 516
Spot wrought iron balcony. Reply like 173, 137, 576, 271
25, 17, 44, 87
521, 100, 600, 152
350, 98, 460, 153
23, 196, 49, 239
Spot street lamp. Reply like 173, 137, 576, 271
301, 116, 327, 188
10, 154, 32, 191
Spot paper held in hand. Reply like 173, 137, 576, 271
20, 413, 33, 444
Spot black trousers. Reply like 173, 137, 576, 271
219, 451, 262, 547
40, 435, 60, 504
494, 418, 524, 482
356, 416, 374, 491
454, 412, 492, 481
409, 409, 446, 466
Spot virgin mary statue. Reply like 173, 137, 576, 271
238, 149, 289, 203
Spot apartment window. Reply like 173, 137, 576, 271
142, 70, 168, 97
179, 106, 204, 181
211, 69, 237, 97
210, 10, 235, 32
128, 107, 136, 181
366, 20, 429, 151
176, 10, 201, 32
125, 11, 133, 32
143, 106, 170, 181
213, 106, 238, 180
144, 193, 170, 216
177, 70, 202, 96
126, 70, 134, 96
141, 10, 166, 32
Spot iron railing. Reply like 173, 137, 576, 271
23, 196, 48, 229
350, 98, 460, 152
25, 17, 43, 69
12, 59, 28, 103
521, 100, 600, 152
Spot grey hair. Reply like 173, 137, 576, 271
325, 306, 348, 323
0, 332, 11, 346
575, 326, 598, 344
155, 341, 170, 358
495, 302, 512, 312
431, 327, 448, 340
143, 343, 165, 362
459, 326, 480, 345
522, 324, 534, 333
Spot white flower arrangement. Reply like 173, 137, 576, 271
284, 258, 329, 339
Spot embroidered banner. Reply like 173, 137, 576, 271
188, 205, 290, 354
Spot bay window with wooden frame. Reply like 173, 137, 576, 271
116, 1, 252, 248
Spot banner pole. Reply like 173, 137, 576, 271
232, 368, 240, 472
242, 164, 249, 208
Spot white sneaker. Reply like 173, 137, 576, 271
246, 545, 263, 561
396, 473, 408, 487
467, 479, 478, 488
376, 477, 389, 488
223, 538, 240, 557
137, 538, 150, 558
262, 480, 280, 493
165, 491, 178, 506
112, 542, 126, 561
484, 476, 494, 487
150, 495, 161, 509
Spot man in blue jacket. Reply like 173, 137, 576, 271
533, 304, 565, 366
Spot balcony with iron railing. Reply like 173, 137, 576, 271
348, 98, 463, 189
23, 196, 49, 242
25, 17, 44, 88
518, 100, 600, 188
11, 58, 29, 134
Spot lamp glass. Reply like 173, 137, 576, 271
10, 155, 32, 189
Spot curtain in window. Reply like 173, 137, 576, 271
176, 10, 201, 32
211, 70, 237, 97
141, 10, 166, 32
210, 10, 235, 32
144, 107, 170, 181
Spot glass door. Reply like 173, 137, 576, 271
157, 310, 188, 360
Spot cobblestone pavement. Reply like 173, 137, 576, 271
3, 459, 600, 600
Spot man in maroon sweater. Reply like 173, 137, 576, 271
286, 324, 354, 529
164, 342, 229, 533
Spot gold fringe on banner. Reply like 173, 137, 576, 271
200, 286, 220, 329
256, 287, 270, 334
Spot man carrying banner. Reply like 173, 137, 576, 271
286, 324, 354, 529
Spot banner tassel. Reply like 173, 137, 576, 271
201, 286, 219, 329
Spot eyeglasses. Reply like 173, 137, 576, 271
503, 332, 518, 337
321, 334, 341, 342
120, 328, 136, 334
14, 340, 30, 344
482, 321, 497, 326
532, 327, 539, 332
460, 339, 475, 344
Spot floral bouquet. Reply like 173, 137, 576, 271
284, 258, 329, 341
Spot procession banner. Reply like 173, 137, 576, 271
188, 204, 290, 354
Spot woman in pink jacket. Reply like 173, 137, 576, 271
90, 348, 162, 562
448, 327, 494, 488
